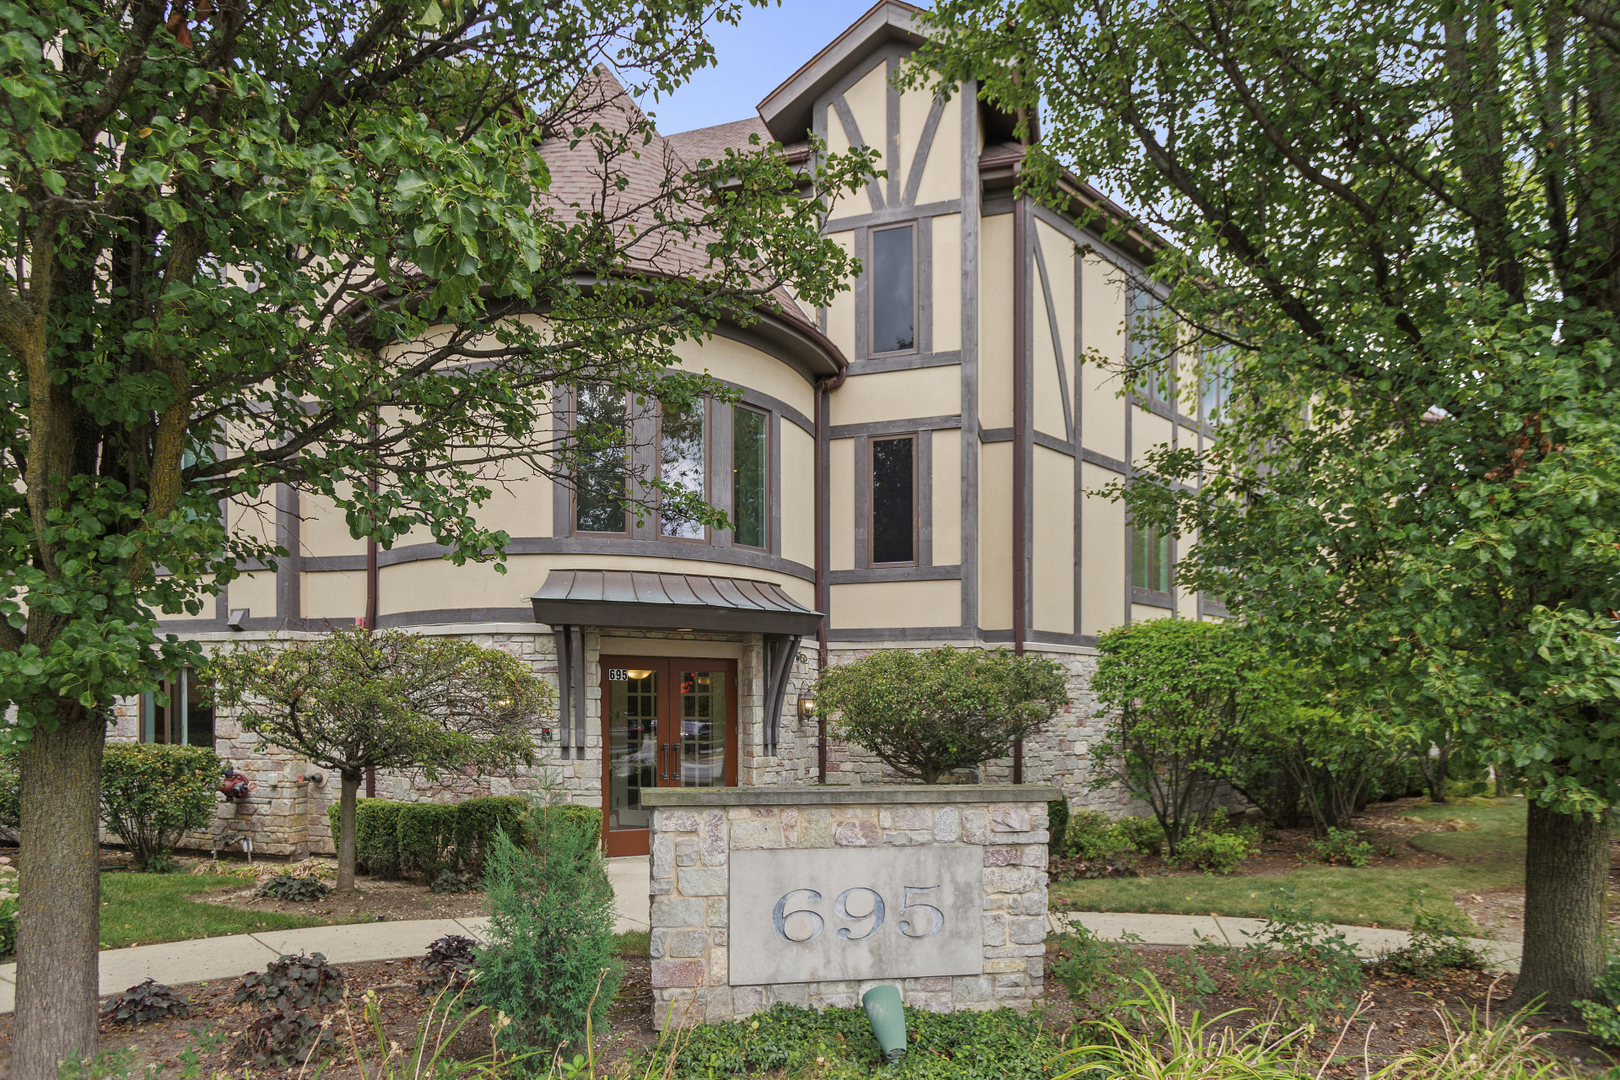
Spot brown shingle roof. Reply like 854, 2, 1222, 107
664, 116, 773, 167
539, 70, 823, 336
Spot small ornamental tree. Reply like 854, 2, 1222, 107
208, 629, 550, 891
1089, 619, 1274, 854
813, 646, 1070, 784
100, 744, 222, 871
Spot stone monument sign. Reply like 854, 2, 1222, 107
641, 784, 1059, 1026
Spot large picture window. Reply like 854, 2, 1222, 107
732, 405, 768, 549
1131, 524, 1172, 594
573, 384, 629, 534
141, 669, 215, 748
659, 400, 706, 540
870, 224, 916, 355
870, 435, 917, 566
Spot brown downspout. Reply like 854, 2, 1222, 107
814, 369, 846, 785
1011, 192, 1028, 785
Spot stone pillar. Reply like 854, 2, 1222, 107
643, 784, 1058, 1027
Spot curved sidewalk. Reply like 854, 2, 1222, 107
0, 855, 1518, 1015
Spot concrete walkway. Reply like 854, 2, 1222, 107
1055, 910, 1520, 973
0, 856, 1516, 1015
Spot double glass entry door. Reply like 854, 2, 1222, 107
602, 656, 737, 857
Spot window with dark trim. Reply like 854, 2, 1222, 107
870, 224, 916, 355
1128, 287, 1171, 405
658, 400, 706, 540
1131, 524, 1172, 594
141, 669, 215, 748
573, 384, 629, 534
870, 435, 917, 565
1200, 345, 1233, 426
732, 405, 768, 549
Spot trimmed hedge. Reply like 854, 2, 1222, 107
328, 796, 602, 879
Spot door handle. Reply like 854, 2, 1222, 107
660, 743, 669, 780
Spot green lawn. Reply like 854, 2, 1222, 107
1049, 799, 1527, 930
98, 872, 354, 950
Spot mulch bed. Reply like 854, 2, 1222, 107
0, 956, 658, 1080
0, 948, 1608, 1079
1038, 951, 1617, 1076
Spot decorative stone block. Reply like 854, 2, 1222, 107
644, 784, 1057, 1028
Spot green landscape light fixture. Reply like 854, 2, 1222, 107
861, 984, 907, 1064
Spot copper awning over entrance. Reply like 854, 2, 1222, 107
529, 569, 823, 637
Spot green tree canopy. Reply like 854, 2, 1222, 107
0, 0, 876, 1071
916, 0, 1620, 1008
209, 628, 549, 892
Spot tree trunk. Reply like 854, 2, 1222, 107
15, 707, 105, 1080
337, 770, 360, 893
1511, 801, 1609, 1013
1424, 741, 1450, 804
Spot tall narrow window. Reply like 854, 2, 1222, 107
141, 669, 215, 748
659, 400, 706, 539
1128, 287, 1170, 404
1200, 345, 1233, 425
574, 384, 629, 534
870, 224, 915, 354
1131, 524, 1172, 594
870, 435, 916, 565
732, 405, 768, 549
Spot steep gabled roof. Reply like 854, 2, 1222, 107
756, 1, 927, 144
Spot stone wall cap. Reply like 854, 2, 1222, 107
640, 784, 1062, 807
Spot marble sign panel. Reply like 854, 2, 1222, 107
729, 846, 982, 985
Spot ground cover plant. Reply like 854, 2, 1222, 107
1051, 799, 1523, 929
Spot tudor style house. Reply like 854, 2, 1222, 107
113, 1, 1223, 860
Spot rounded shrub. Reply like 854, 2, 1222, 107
101, 744, 222, 871
812, 646, 1070, 784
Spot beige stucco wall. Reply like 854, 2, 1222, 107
829, 437, 856, 571
1078, 464, 1126, 639
979, 214, 1014, 429
932, 214, 962, 353
978, 441, 1013, 631
1032, 445, 1074, 635
830, 579, 961, 629
830, 367, 961, 427
780, 424, 817, 568
674, 334, 816, 419
914, 95, 961, 206
931, 429, 962, 566
1079, 256, 1126, 461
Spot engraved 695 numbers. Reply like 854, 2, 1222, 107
771, 885, 944, 943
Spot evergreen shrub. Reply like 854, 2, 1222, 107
326, 796, 597, 880
477, 798, 619, 1053
101, 744, 221, 871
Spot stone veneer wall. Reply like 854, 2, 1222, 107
643, 785, 1058, 1028
819, 645, 1136, 814
106, 626, 821, 859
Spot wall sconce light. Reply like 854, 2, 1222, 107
227, 608, 250, 631
797, 695, 816, 723
626, 669, 654, 681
